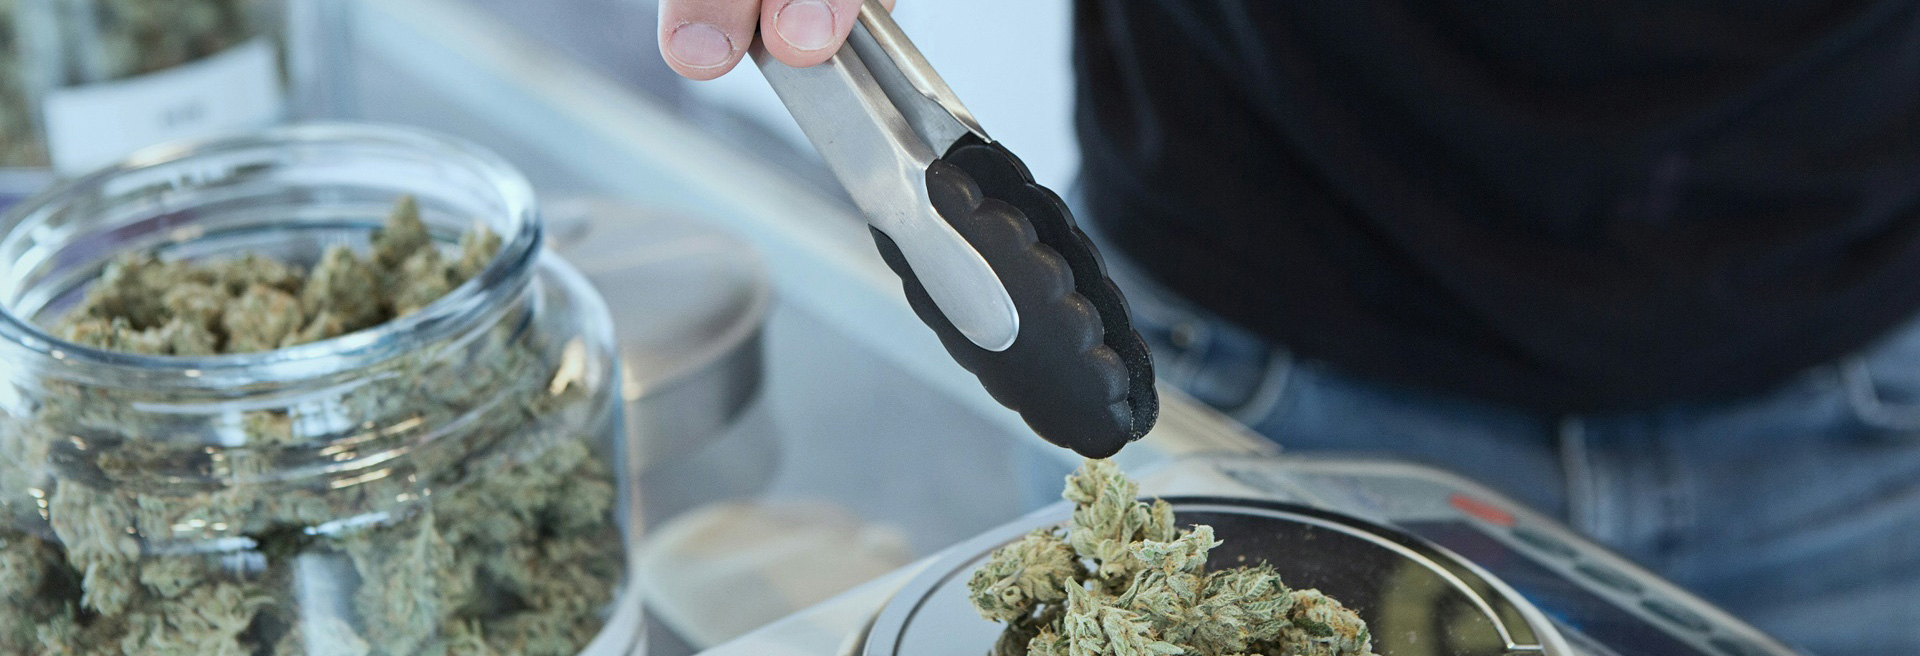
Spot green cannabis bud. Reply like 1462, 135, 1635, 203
969, 459, 1377, 656
0, 196, 624, 655
970, 530, 1084, 623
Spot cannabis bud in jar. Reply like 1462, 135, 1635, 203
0, 195, 626, 656
968, 459, 1377, 656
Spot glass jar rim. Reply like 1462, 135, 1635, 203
0, 122, 542, 389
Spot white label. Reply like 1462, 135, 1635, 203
43, 39, 284, 175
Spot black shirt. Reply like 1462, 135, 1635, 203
1074, 0, 1920, 411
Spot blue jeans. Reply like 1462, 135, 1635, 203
1104, 243, 1920, 655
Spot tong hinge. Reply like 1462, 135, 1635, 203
751, 1, 1017, 352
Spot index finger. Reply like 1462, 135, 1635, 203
658, 0, 760, 80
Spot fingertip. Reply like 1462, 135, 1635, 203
670, 60, 735, 81
762, 0, 848, 68
661, 20, 745, 79
772, 48, 834, 70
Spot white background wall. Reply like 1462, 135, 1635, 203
679, 0, 1083, 192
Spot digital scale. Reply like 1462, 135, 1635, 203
847, 455, 1802, 656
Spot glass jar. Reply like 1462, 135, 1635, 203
1, 0, 291, 177
0, 124, 639, 655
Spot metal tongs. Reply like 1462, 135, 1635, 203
753, 1, 1158, 457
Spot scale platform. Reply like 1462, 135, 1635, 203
840, 455, 1802, 656
863, 496, 1571, 656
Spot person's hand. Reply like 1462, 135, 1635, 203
658, 0, 897, 80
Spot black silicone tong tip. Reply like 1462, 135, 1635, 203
870, 143, 1157, 458
941, 136, 1159, 437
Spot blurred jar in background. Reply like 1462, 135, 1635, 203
0, 0, 289, 182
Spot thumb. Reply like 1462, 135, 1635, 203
758, 0, 895, 69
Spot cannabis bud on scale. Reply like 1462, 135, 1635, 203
968, 460, 1376, 656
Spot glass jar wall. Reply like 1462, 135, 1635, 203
0, 124, 638, 655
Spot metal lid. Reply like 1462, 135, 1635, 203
862, 497, 1571, 656
543, 196, 773, 465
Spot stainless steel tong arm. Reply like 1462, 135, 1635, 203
752, 2, 1018, 352
844, 2, 988, 155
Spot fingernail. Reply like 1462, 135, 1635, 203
667, 22, 734, 69
774, 0, 837, 52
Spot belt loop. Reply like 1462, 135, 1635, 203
1843, 355, 1920, 433
1559, 415, 1600, 535
1228, 347, 1295, 426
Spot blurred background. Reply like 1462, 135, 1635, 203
371, 0, 1079, 219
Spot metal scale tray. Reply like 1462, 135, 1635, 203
858, 496, 1572, 656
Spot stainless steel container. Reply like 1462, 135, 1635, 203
543, 196, 772, 474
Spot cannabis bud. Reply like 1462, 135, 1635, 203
968, 459, 1377, 656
